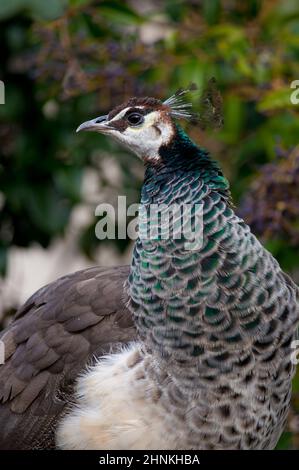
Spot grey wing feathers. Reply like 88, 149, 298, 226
0, 265, 135, 449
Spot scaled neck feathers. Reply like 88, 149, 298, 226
127, 124, 296, 388
144, 124, 230, 200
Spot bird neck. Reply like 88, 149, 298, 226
144, 124, 228, 192
127, 131, 234, 387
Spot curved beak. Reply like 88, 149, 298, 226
76, 115, 110, 133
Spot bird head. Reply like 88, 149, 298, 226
77, 87, 197, 165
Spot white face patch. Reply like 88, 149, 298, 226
107, 109, 175, 162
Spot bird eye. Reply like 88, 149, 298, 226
126, 112, 144, 126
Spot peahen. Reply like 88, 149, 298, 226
0, 90, 298, 450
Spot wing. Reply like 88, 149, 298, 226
0, 265, 135, 449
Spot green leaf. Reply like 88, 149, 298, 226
0, 0, 25, 20
54, 167, 83, 202
203, 0, 221, 25
0, 0, 67, 20
275, 432, 292, 450
258, 87, 295, 112
293, 371, 299, 393
28, 0, 68, 20
98, 1, 143, 25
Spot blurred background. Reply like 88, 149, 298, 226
0, 0, 299, 448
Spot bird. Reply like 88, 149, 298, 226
0, 88, 298, 450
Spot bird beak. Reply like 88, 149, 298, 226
76, 115, 110, 133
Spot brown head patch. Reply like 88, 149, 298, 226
108, 97, 164, 120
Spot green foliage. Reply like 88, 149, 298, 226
0, 0, 67, 21
0, 0, 299, 447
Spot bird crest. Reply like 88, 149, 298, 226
163, 78, 224, 129
163, 83, 198, 120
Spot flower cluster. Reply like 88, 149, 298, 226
239, 146, 299, 246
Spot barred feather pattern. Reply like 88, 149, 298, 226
126, 149, 299, 449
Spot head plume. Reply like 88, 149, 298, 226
163, 79, 223, 130
163, 83, 198, 120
